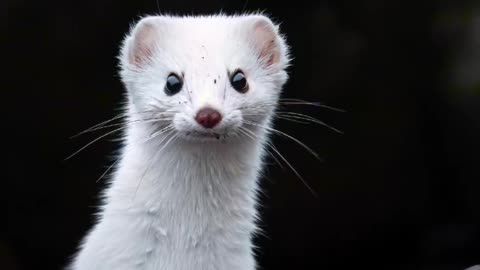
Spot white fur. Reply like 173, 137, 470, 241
70, 14, 290, 270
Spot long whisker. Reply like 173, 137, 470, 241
70, 108, 172, 138
70, 117, 174, 138
238, 127, 284, 170
154, 131, 179, 154
71, 110, 159, 138
75, 113, 127, 136
244, 120, 322, 161
96, 159, 119, 183
265, 143, 287, 170
278, 98, 345, 112
276, 112, 343, 134
65, 126, 126, 161
268, 143, 318, 197
274, 115, 311, 125
240, 125, 317, 196
143, 125, 175, 143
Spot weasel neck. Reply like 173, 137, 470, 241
71, 124, 266, 270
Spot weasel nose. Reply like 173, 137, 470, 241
195, 107, 222, 129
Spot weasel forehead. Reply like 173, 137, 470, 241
183, 43, 231, 74
153, 18, 246, 69
189, 38, 229, 57
168, 21, 234, 52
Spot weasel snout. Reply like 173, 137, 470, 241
195, 107, 222, 129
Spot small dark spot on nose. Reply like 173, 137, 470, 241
202, 56, 204, 59
214, 79, 216, 84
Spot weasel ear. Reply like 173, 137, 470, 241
125, 17, 165, 67
242, 15, 288, 68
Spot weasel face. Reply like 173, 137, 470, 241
119, 15, 290, 142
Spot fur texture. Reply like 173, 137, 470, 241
70, 14, 290, 270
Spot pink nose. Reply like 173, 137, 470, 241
195, 107, 222, 129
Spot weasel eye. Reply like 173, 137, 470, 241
165, 73, 183, 96
230, 70, 248, 93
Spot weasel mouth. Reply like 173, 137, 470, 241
184, 131, 224, 140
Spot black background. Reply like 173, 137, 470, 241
4, 1, 480, 269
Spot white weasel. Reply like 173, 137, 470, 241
70, 14, 290, 270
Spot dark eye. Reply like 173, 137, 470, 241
165, 73, 183, 96
230, 70, 248, 93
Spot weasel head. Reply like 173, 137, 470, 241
119, 14, 290, 143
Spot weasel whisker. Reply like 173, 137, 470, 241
65, 126, 126, 161
238, 127, 284, 170
240, 125, 317, 196
274, 115, 311, 125
278, 98, 345, 112
243, 120, 322, 161
70, 108, 172, 138
267, 143, 318, 197
96, 158, 120, 183
72, 109, 160, 138
143, 125, 175, 143
275, 112, 343, 134
71, 117, 174, 138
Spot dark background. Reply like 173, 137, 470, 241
4, 0, 480, 269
